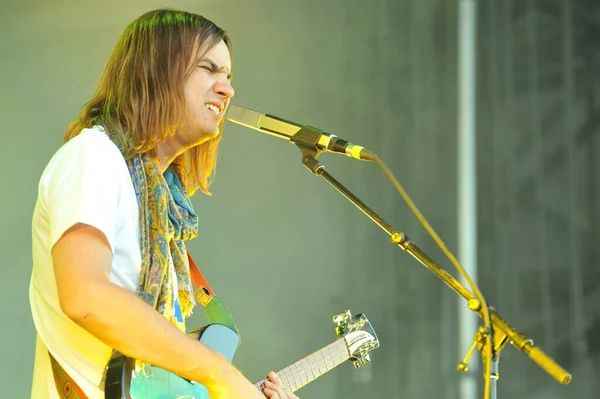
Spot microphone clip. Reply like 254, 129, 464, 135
290, 127, 327, 175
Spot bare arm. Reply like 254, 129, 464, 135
52, 223, 263, 399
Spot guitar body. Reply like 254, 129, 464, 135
104, 324, 240, 399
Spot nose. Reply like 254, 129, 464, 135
214, 78, 235, 99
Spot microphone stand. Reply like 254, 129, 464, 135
293, 143, 572, 398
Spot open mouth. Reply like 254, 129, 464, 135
206, 103, 221, 116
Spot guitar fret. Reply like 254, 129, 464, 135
296, 359, 304, 386
315, 349, 323, 375
289, 369, 298, 391
325, 345, 332, 367
292, 365, 300, 391
278, 367, 291, 391
279, 370, 289, 390
330, 341, 339, 367
299, 358, 308, 385
310, 351, 321, 380
324, 343, 332, 370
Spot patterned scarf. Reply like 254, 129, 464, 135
126, 153, 198, 331
99, 120, 199, 329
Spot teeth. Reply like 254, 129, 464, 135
206, 104, 220, 115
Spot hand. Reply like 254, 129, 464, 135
207, 362, 265, 399
263, 371, 300, 399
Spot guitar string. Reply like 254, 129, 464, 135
256, 338, 356, 392
258, 340, 346, 391
275, 339, 350, 391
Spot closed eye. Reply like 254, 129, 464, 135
196, 57, 232, 80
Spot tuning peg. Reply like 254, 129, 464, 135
352, 355, 371, 369
334, 316, 347, 336
333, 310, 352, 326
347, 319, 367, 331
342, 309, 352, 322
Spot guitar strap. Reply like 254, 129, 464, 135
49, 353, 87, 399
188, 252, 240, 335
49, 252, 237, 399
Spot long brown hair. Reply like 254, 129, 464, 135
64, 8, 232, 195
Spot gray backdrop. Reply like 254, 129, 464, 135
1, 0, 597, 398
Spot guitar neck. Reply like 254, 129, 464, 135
254, 338, 350, 393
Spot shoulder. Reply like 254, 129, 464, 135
43, 127, 127, 177
57, 126, 125, 163
35, 126, 139, 250
38, 126, 131, 196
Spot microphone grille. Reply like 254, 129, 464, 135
225, 105, 262, 129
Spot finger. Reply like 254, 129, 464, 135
264, 380, 286, 399
267, 371, 300, 399
262, 386, 279, 398
268, 371, 281, 385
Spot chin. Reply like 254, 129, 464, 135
207, 128, 220, 140
195, 129, 220, 145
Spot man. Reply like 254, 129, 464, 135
29, 8, 298, 399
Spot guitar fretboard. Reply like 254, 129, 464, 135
254, 338, 350, 393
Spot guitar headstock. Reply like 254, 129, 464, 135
333, 310, 380, 368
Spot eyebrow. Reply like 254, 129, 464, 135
198, 57, 232, 80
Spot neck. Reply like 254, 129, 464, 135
155, 137, 187, 173
253, 338, 350, 393
154, 127, 220, 172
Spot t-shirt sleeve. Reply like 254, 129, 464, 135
41, 131, 128, 253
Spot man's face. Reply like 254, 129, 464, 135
180, 39, 234, 144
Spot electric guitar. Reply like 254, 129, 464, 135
104, 310, 379, 398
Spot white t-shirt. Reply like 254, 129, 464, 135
29, 126, 142, 399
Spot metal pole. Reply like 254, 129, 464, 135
458, 1, 478, 399
562, 0, 585, 367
